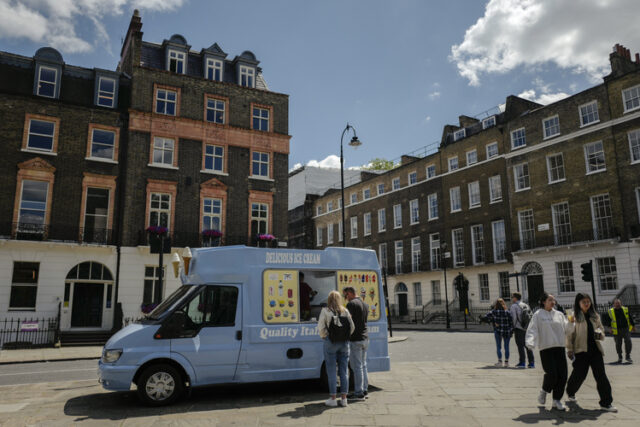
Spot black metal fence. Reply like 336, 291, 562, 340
0, 317, 59, 349
0, 222, 114, 245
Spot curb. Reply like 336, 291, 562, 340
388, 336, 408, 343
0, 356, 100, 366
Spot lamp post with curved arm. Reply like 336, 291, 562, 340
340, 123, 362, 246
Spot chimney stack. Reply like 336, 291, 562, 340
607, 43, 640, 80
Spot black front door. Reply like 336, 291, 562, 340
527, 275, 544, 307
71, 283, 104, 327
398, 294, 408, 316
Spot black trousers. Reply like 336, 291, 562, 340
614, 330, 632, 357
566, 350, 613, 406
540, 347, 568, 400
514, 329, 534, 364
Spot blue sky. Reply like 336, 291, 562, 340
1, 0, 639, 170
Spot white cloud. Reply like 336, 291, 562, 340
0, 0, 185, 54
450, 0, 640, 86
423, 115, 431, 123
428, 91, 440, 100
517, 89, 570, 105
289, 154, 366, 172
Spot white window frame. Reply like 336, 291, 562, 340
489, 175, 502, 203
542, 115, 560, 139
492, 220, 506, 262
408, 171, 417, 185
155, 88, 177, 116
167, 49, 186, 74
392, 177, 401, 190
239, 65, 255, 88
486, 142, 499, 159
428, 193, 438, 220
518, 209, 535, 250
448, 156, 458, 171
316, 227, 323, 247
327, 201, 334, 212
9, 262, 39, 311
426, 164, 436, 179
513, 163, 530, 192
327, 223, 334, 245
364, 212, 372, 236
252, 107, 270, 132
338, 221, 343, 242
363, 188, 371, 200
350, 192, 357, 205
452, 228, 464, 267
204, 144, 224, 172
590, 193, 614, 240
468, 181, 481, 208
394, 240, 403, 274
622, 84, 640, 113
429, 233, 440, 270
350, 216, 358, 239
251, 202, 269, 235
453, 128, 466, 141
97, 77, 116, 108
18, 180, 49, 229
596, 257, 618, 291
251, 151, 270, 177
482, 115, 496, 129
393, 204, 402, 229
316, 206, 323, 216
551, 201, 572, 245
579, 100, 599, 127
378, 208, 386, 232
511, 127, 526, 149
36, 65, 57, 98
471, 224, 484, 265
206, 58, 223, 81
413, 282, 422, 306
546, 153, 566, 184
466, 149, 477, 165
27, 118, 56, 152
478, 273, 490, 302
556, 261, 575, 294
379, 243, 388, 269
152, 137, 175, 166
202, 197, 222, 232
628, 129, 640, 164
450, 187, 461, 212
409, 199, 419, 224
206, 97, 225, 124
411, 237, 421, 273
149, 192, 171, 229
584, 141, 606, 174
377, 183, 385, 195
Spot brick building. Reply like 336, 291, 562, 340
312, 45, 640, 318
0, 11, 290, 335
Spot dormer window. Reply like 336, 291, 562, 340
168, 50, 185, 74
482, 116, 496, 129
206, 59, 223, 81
239, 66, 255, 87
97, 77, 116, 107
453, 129, 466, 141
37, 66, 57, 98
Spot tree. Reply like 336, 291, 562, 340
362, 158, 396, 170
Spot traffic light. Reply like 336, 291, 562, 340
580, 261, 593, 282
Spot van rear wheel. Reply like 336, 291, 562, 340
136, 364, 184, 406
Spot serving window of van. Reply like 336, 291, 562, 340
262, 269, 381, 324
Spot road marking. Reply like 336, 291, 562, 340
0, 368, 96, 377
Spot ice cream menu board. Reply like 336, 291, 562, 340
263, 270, 299, 323
337, 270, 381, 321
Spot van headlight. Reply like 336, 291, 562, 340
102, 349, 123, 363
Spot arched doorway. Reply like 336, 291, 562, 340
522, 261, 544, 305
395, 282, 408, 316
65, 262, 114, 329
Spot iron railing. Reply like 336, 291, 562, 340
512, 228, 619, 252
0, 317, 59, 349
0, 222, 114, 245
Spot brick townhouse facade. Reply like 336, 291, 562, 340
0, 11, 290, 335
312, 45, 640, 318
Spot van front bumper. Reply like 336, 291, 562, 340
98, 361, 135, 391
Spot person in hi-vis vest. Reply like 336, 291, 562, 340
607, 299, 635, 364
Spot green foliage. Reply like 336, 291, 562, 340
362, 158, 396, 170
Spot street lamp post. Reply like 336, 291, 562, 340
441, 242, 450, 329
340, 123, 362, 247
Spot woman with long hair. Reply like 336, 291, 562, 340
525, 292, 570, 411
566, 293, 617, 412
485, 298, 513, 367
317, 290, 355, 407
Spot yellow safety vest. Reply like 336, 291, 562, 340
609, 307, 632, 335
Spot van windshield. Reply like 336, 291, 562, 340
146, 285, 200, 320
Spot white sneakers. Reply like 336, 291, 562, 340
325, 397, 348, 407
538, 390, 547, 406
567, 395, 577, 402
600, 405, 618, 412
338, 397, 348, 407
552, 399, 566, 411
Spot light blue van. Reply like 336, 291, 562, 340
98, 246, 390, 405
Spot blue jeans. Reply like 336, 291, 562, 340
349, 339, 369, 395
494, 330, 511, 361
324, 339, 350, 395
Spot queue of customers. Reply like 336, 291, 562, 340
317, 287, 370, 407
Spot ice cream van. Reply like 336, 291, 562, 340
98, 246, 390, 405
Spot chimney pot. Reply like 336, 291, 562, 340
635, 53, 639, 63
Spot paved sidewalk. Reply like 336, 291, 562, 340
0, 359, 638, 425
0, 346, 102, 364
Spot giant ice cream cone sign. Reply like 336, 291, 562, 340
171, 252, 181, 278
182, 247, 192, 275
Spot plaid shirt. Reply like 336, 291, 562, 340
486, 309, 513, 336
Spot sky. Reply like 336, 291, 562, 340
2, 0, 640, 171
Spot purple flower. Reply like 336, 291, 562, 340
146, 226, 168, 235
257, 234, 275, 241
202, 229, 223, 237
141, 303, 158, 314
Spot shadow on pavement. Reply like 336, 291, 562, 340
276, 386, 381, 419
513, 403, 604, 424
64, 379, 327, 422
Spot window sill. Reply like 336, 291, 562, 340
250, 175, 274, 182
154, 112, 177, 117
450, 209, 462, 213
623, 106, 640, 114
410, 221, 419, 226
393, 226, 402, 230
428, 218, 439, 222
630, 160, 640, 165
580, 120, 600, 128
543, 133, 560, 141
200, 169, 228, 176
86, 157, 118, 164
515, 187, 531, 193
378, 230, 386, 233
490, 199, 503, 204
364, 233, 371, 237
586, 169, 606, 176
494, 259, 509, 264
511, 145, 526, 150
22, 148, 57, 156
147, 163, 179, 170
469, 205, 482, 210
548, 179, 566, 185
473, 262, 485, 266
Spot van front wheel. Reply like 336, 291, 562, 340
136, 364, 184, 406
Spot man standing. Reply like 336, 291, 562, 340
510, 292, 535, 368
608, 298, 635, 364
344, 286, 368, 401
299, 272, 317, 321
